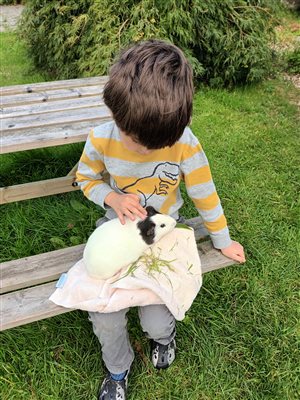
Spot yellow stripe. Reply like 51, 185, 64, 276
192, 192, 220, 211
204, 215, 227, 232
184, 165, 212, 187
90, 135, 202, 163
75, 171, 89, 182
75, 171, 97, 183
183, 142, 203, 158
80, 152, 105, 174
160, 189, 178, 214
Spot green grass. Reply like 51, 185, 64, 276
1, 32, 299, 399
0, 32, 47, 85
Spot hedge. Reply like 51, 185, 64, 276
20, 0, 283, 87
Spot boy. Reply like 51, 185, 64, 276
76, 40, 245, 400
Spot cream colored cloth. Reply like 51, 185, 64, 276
49, 227, 202, 320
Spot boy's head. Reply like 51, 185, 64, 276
103, 40, 194, 149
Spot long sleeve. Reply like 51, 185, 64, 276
180, 131, 232, 249
76, 129, 114, 209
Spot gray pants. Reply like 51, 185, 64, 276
88, 305, 176, 374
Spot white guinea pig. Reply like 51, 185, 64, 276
83, 206, 177, 279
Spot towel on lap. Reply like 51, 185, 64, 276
49, 227, 202, 320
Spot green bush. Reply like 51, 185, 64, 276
0, 0, 24, 4
285, 47, 300, 74
20, 0, 282, 86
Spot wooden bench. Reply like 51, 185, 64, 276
0, 77, 236, 331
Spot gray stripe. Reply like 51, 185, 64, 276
178, 126, 198, 146
210, 227, 232, 249
88, 182, 114, 208
106, 159, 181, 185
168, 191, 184, 216
187, 181, 216, 199
93, 121, 115, 138
104, 157, 174, 177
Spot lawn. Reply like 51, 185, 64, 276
0, 32, 299, 399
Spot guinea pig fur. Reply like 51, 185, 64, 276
83, 206, 176, 280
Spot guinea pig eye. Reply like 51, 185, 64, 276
160, 224, 166, 228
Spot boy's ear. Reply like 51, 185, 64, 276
145, 206, 159, 217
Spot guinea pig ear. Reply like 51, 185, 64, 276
137, 220, 155, 245
145, 206, 159, 217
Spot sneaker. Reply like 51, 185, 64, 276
98, 371, 128, 400
151, 339, 176, 369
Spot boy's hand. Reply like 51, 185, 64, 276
104, 192, 147, 225
220, 241, 246, 263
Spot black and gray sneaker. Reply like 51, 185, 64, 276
151, 339, 176, 369
98, 371, 128, 400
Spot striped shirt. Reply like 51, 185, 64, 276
76, 121, 231, 249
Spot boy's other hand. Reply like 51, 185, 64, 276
104, 192, 147, 225
220, 241, 246, 263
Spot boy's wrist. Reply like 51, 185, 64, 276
210, 234, 232, 250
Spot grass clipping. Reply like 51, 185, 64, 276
113, 223, 193, 284
113, 249, 177, 285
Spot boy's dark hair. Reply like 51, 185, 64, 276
103, 40, 194, 149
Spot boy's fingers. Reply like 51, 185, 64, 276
117, 211, 125, 225
124, 209, 136, 221
226, 252, 244, 263
133, 208, 148, 220
236, 253, 246, 263
126, 200, 147, 218
127, 206, 147, 220
127, 194, 147, 215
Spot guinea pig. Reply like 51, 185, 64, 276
83, 206, 176, 279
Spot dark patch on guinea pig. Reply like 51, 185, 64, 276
137, 217, 156, 245
145, 206, 160, 217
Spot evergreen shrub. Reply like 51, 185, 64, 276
20, 0, 282, 86
0, 0, 24, 4
286, 47, 300, 74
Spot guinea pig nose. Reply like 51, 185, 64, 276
160, 224, 166, 228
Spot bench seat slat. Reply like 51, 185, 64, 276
0, 244, 85, 294
0, 76, 108, 96
0, 235, 237, 331
0, 239, 236, 331
1, 219, 231, 294
0, 282, 72, 331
